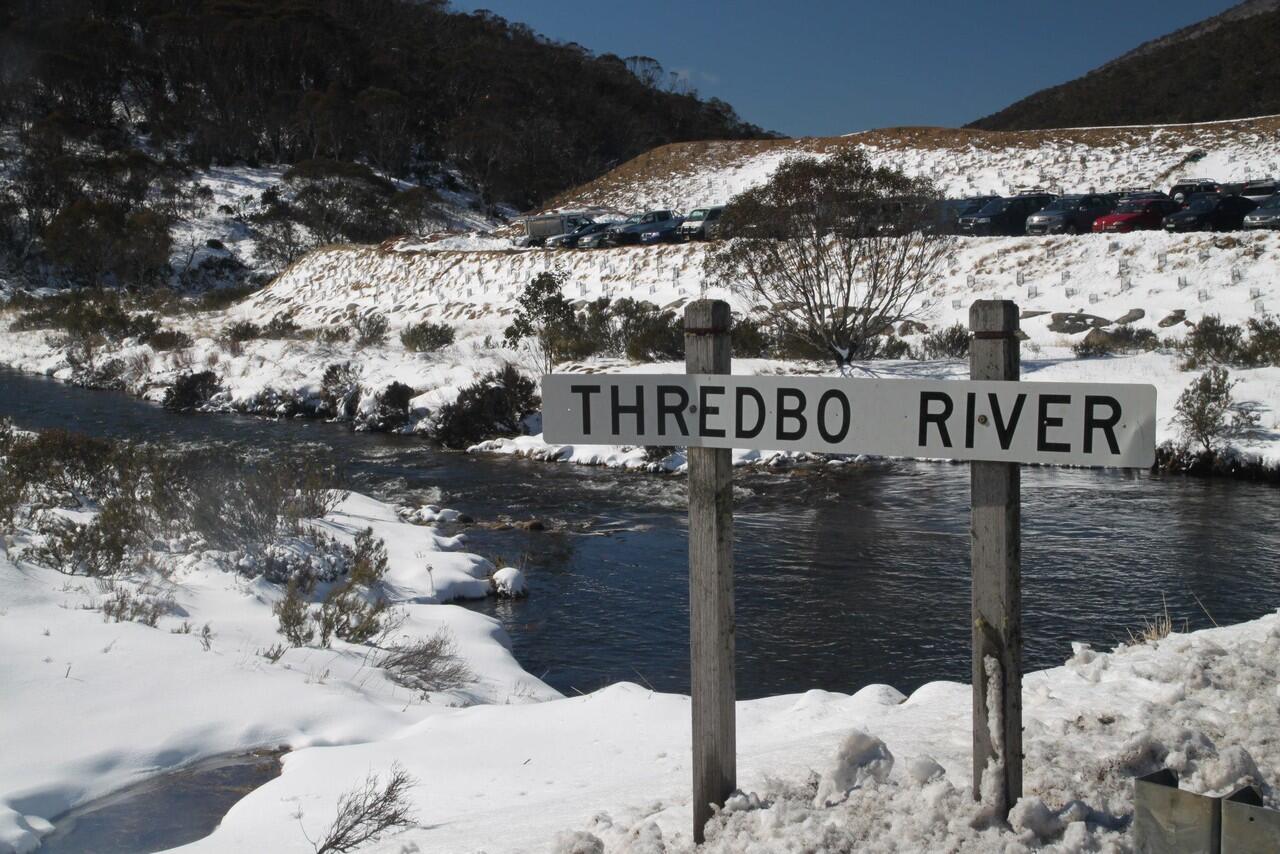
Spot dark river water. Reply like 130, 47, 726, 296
4, 367, 1279, 702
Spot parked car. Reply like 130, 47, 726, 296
518, 211, 593, 247
1241, 178, 1279, 205
1092, 195, 1179, 233
678, 206, 725, 240
1024, 194, 1115, 235
957, 193, 1054, 236
1163, 193, 1258, 232
546, 221, 612, 249
607, 210, 683, 245
1243, 192, 1280, 230
1168, 179, 1219, 207
577, 226, 614, 249
927, 197, 1000, 235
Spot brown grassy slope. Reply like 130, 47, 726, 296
543, 115, 1280, 213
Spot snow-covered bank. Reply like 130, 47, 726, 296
0, 492, 557, 854
164, 611, 1280, 853
3, 230, 1280, 473
473, 350, 1280, 472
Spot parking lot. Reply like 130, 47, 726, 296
521, 176, 1280, 249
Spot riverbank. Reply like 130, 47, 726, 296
3, 390, 1279, 852
0, 490, 558, 853
104, 613, 1280, 852
3, 315, 1280, 482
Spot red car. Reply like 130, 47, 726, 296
1092, 196, 1180, 233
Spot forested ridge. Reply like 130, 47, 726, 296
969, 5, 1280, 131
0, 0, 768, 287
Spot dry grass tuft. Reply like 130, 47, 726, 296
1127, 595, 1189, 645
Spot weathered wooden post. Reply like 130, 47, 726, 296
969, 299, 1022, 816
684, 299, 735, 843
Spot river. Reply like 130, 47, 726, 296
4, 367, 1278, 702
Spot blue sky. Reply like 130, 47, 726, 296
450, 1, 1239, 136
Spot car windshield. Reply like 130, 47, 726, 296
686, 209, 708, 221
1188, 194, 1219, 212
1114, 200, 1150, 214
976, 199, 1008, 215
623, 214, 644, 224
1261, 194, 1280, 210
1043, 198, 1082, 212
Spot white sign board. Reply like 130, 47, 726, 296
542, 374, 1156, 467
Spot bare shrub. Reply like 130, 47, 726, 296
707, 149, 950, 372
308, 763, 417, 854
379, 629, 473, 694
96, 580, 175, 627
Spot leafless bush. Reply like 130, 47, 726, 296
95, 580, 175, 627
706, 149, 950, 372
379, 629, 473, 694
309, 763, 417, 853
260, 642, 288, 663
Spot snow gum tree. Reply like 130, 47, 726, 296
706, 149, 951, 372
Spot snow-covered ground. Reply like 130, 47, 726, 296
5, 229, 1276, 467
6, 487, 1276, 854
0, 492, 557, 853
3, 116, 1279, 852
183, 610, 1280, 853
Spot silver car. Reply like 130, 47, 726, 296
1242, 193, 1280, 230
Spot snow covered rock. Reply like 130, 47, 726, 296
492, 566, 528, 598
814, 730, 895, 806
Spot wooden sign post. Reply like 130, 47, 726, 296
684, 300, 736, 843
968, 300, 1022, 813
540, 298, 1156, 840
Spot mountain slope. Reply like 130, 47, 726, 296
540, 115, 1280, 214
968, 3, 1280, 131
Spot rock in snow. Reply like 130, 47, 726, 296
492, 566, 528, 597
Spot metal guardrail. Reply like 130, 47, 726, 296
1134, 769, 1280, 853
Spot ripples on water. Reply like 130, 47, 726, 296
5, 368, 1279, 699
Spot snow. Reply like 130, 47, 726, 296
491, 566, 527, 598
0, 492, 557, 854
2, 115, 1280, 852
156, 612, 1280, 852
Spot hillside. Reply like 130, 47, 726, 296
540, 115, 1280, 215
0, 0, 767, 292
3, 114, 1280, 471
968, 3, 1280, 130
